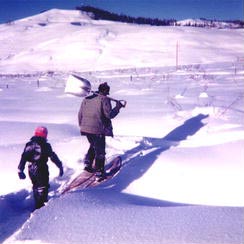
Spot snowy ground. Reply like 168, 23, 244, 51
0, 9, 244, 244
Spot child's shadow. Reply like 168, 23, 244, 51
0, 190, 33, 243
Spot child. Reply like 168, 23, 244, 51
18, 126, 64, 209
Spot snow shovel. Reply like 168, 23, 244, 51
65, 74, 127, 107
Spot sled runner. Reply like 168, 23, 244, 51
61, 156, 122, 194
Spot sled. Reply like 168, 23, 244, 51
61, 156, 122, 194
85, 156, 122, 188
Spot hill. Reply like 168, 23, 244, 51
0, 8, 244, 244
0, 9, 243, 74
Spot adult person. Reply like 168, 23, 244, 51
78, 82, 123, 180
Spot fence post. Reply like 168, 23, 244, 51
176, 41, 179, 70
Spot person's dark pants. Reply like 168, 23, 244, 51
28, 163, 49, 209
33, 186, 48, 209
84, 134, 106, 173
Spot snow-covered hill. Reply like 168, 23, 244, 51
0, 9, 244, 244
0, 9, 243, 74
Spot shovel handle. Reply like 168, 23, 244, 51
92, 91, 127, 108
118, 100, 127, 108
109, 98, 127, 107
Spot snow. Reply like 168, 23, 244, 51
0, 9, 244, 244
176, 18, 241, 28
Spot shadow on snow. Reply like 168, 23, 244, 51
0, 113, 208, 242
85, 113, 209, 206
0, 190, 33, 242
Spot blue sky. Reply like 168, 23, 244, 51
0, 0, 243, 23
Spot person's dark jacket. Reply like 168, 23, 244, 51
78, 94, 120, 137
18, 136, 63, 187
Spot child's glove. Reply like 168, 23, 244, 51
18, 171, 26, 180
59, 167, 64, 177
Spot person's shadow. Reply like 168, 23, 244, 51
0, 113, 209, 243
88, 113, 209, 206
0, 190, 33, 243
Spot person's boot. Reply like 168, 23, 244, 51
95, 170, 106, 181
84, 159, 95, 173
84, 166, 95, 173
95, 156, 106, 181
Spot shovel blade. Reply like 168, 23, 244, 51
65, 74, 91, 97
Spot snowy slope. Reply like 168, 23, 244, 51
0, 9, 243, 73
0, 9, 244, 244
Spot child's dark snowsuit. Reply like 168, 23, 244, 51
18, 136, 63, 209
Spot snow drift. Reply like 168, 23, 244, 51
0, 9, 244, 244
